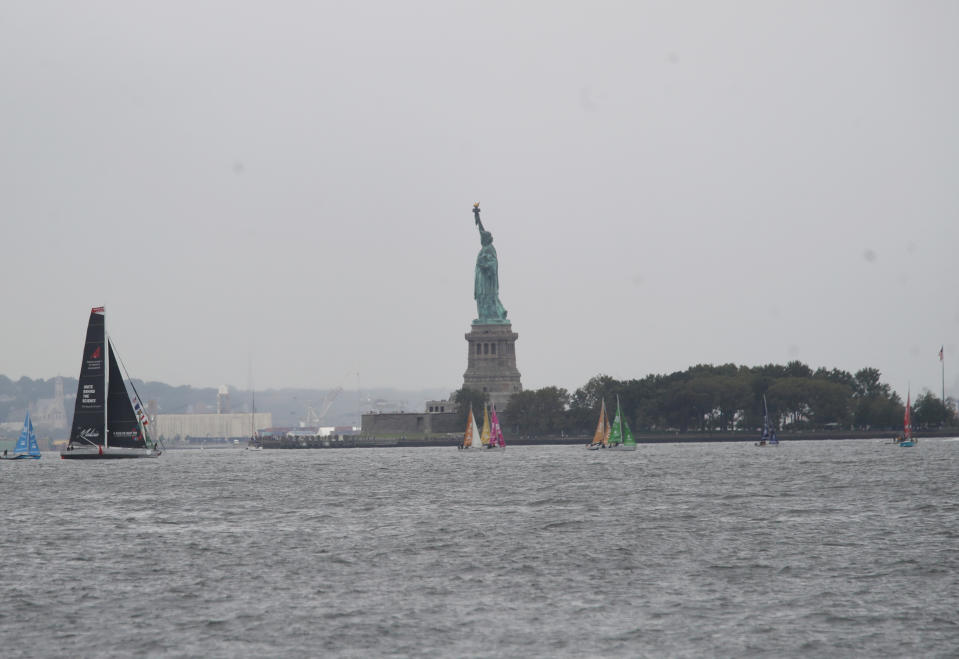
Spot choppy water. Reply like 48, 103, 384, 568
2, 440, 959, 658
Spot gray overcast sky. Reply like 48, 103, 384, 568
2, 1, 957, 401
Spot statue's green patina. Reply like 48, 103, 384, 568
472, 203, 509, 324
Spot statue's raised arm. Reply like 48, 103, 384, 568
473, 202, 485, 233
470, 202, 508, 324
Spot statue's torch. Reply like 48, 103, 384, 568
473, 202, 481, 225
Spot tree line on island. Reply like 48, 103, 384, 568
454, 361, 957, 437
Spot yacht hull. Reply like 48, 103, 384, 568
61, 446, 160, 460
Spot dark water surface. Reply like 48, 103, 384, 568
2, 440, 958, 657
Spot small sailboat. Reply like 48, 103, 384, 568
61, 307, 161, 459
607, 396, 637, 451
486, 404, 506, 450
1, 412, 41, 460
246, 387, 263, 450
899, 391, 917, 447
459, 404, 481, 449
755, 395, 779, 447
586, 399, 610, 450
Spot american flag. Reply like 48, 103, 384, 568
940, 346, 944, 362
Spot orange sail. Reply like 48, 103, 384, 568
591, 399, 609, 446
463, 405, 475, 448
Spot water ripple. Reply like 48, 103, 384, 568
2, 441, 959, 656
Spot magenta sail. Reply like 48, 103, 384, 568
489, 405, 506, 448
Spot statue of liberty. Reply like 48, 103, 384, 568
471, 203, 508, 324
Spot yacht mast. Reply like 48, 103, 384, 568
104, 309, 109, 450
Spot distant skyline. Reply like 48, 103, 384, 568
2, 2, 957, 402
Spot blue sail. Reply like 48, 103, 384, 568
27, 417, 41, 455
12, 412, 41, 458
757, 395, 779, 446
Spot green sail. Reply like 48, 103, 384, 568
609, 399, 636, 447
609, 407, 623, 445
621, 417, 636, 447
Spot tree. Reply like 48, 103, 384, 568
814, 367, 855, 388
684, 377, 722, 431
569, 375, 619, 431
856, 394, 903, 429
451, 388, 489, 419
853, 367, 891, 399
807, 380, 853, 425
505, 387, 570, 435
850, 367, 901, 428
569, 375, 618, 411
659, 380, 696, 432
912, 391, 956, 428
711, 376, 752, 430
767, 378, 813, 428
677, 375, 753, 431
784, 360, 813, 378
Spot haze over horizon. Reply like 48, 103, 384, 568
3, 2, 957, 401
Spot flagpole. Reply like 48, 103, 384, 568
942, 346, 946, 405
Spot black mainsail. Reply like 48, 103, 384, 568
68, 307, 106, 447
107, 340, 145, 449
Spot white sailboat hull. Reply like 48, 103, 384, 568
61, 446, 161, 460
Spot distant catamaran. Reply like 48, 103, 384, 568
61, 307, 161, 460
1, 412, 41, 460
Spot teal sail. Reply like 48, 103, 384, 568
9, 412, 41, 459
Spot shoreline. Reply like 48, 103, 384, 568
253, 428, 958, 449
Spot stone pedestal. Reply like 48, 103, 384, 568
463, 323, 522, 410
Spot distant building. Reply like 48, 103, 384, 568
30, 376, 68, 431
216, 385, 231, 414
426, 398, 453, 414
259, 425, 360, 439
361, 409, 460, 435
152, 412, 273, 442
